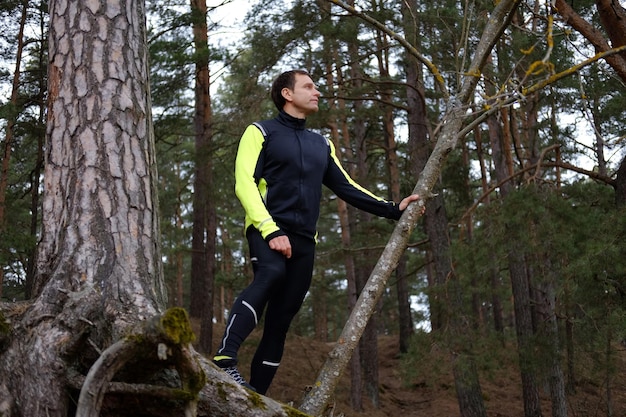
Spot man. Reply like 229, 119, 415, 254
213, 69, 420, 394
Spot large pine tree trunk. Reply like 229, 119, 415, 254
0, 0, 166, 414
0, 2, 310, 416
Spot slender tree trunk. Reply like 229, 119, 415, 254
217, 226, 234, 325
452, 353, 487, 417
175, 249, 184, 306
320, 34, 365, 407
615, 156, 626, 208
375, 21, 415, 353
311, 270, 328, 341
401, 1, 487, 415
400, 0, 449, 333
0, 0, 28, 299
352, 106, 379, 408
343, 3, 373, 409
482, 54, 507, 335
544, 281, 568, 417
509, 249, 543, 417
564, 286, 576, 394
604, 321, 614, 417
189, 0, 215, 354
395, 257, 413, 352
399, 7, 430, 345
485, 42, 543, 417
24, 6, 47, 297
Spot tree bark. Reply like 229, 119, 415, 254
1, 0, 165, 414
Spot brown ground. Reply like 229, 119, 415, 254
209, 324, 626, 417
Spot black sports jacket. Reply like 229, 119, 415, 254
234, 110, 402, 241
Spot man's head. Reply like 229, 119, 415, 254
271, 70, 320, 118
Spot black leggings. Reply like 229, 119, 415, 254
215, 227, 315, 394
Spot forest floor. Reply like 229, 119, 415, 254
207, 323, 626, 417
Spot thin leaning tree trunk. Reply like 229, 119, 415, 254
299, 0, 521, 415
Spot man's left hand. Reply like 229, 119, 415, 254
399, 194, 422, 211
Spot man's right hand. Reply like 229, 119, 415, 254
269, 235, 292, 259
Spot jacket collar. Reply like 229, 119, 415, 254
277, 110, 307, 130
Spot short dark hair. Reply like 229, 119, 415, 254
270, 69, 311, 110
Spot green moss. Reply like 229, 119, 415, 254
282, 404, 312, 417
186, 365, 207, 394
167, 388, 197, 401
246, 390, 266, 409
216, 382, 229, 401
160, 307, 196, 344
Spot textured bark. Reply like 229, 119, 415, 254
0, 0, 166, 414
535, 275, 567, 417
452, 354, 487, 417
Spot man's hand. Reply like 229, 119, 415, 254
269, 235, 292, 259
399, 194, 422, 211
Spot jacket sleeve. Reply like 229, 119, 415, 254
323, 140, 402, 220
234, 125, 283, 239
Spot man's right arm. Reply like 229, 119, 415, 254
234, 125, 284, 240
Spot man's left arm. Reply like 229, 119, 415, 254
323, 140, 420, 220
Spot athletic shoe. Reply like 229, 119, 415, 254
213, 357, 256, 391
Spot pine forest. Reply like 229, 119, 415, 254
0, 0, 625, 416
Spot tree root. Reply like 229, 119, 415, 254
72, 307, 312, 417
75, 307, 203, 417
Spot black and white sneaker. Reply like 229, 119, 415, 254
213, 357, 256, 392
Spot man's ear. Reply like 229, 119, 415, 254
281, 87, 293, 102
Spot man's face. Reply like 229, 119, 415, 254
283, 73, 320, 117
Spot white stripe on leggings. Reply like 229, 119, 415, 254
242, 300, 258, 325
